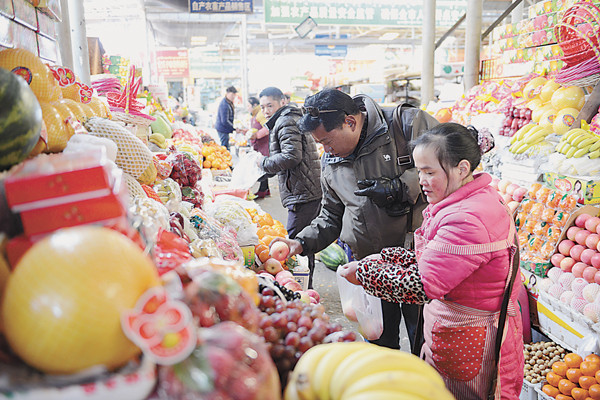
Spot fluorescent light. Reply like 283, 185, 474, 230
191, 36, 207, 45
379, 32, 399, 41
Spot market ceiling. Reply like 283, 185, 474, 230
84, 0, 523, 53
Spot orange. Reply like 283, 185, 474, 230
543, 385, 561, 398
258, 249, 270, 263
590, 384, 600, 400
255, 244, 268, 254
596, 369, 600, 383
256, 227, 268, 239
566, 353, 584, 369
572, 388, 590, 400
586, 355, 600, 364
554, 362, 569, 377
203, 160, 211, 168
262, 235, 275, 246
581, 361, 600, 377
580, 375, 598, 389
568, 368, 584, 384
262, 213, 274, 226
556, 395, 574, 400
559, 378, 577, 395
548, 371, 564, 386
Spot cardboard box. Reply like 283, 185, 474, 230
544, 172, 600, 205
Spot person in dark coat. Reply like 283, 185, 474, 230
215, 86, 238, 149
257, 87, 322, 288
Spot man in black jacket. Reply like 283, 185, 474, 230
257, 87, 322, 288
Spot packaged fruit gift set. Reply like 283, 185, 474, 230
516, 183, 580, 276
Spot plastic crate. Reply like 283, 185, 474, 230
520, 380, 540, 400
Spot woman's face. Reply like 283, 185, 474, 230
413, 144, 466, 204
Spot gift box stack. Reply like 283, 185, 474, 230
3, 150, 128, 266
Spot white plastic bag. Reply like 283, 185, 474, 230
228, 150, 265, 190
336, 267, 383, 340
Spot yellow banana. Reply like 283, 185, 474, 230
312, 342, 372, 400
566, 146, 578, 158
589, 149, 600, 159
566, 128, 588, 144
571, 133, 593, 147
284, 379, 301, 400
342, 391, 422, 400
512, 124, 535, 144
589, 139, 600, 152
340, 370, 454, 400
556, 141, 569, 154
509, 141, 523, 153
514, 142, 533, 154
573, 147, 590, 158
287, 343, 334, 400
577, 137, 597, 149
563, 129, 580, 143
329, 348, 445, 400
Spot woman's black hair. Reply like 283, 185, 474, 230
248, 96, 259, 106
409, 122, 482, 174
298, 88, 360, 133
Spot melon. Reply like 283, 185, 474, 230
59, 98, 88, 123
0, 48, 61, 102
319, 242, 349, 271
2, 226, 160, 374
0, 68, 42, 170
40, 101, 76, 152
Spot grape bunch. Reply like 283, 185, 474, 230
259, 280, 301, 302
257, 286, 358, 386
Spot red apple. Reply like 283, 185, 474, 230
284, 280, 302, 292
583, 266, 598, 283
498, 179, 512, 193
501, 193, 513, 204
275, 270, 294, 283
572, 262, 588, 278
512, 187, 528, 202
551, 253, 566, 267
258, 271, 275, 281
270, 241, 290, 262
595, 270, 600, 285
264, 258, 284, 275
575, 229, 592, 246
591, 253, 600, 269
560, 257, 576, 272
581, 248, 597, 265
279, 277, 297, 287
570, 244, 586, 262
567, 226, 582, 241
310, 297, 318, 304
306, 289, 320, 302
505, 183, 519, 196
558, 240, 576, 256
585, 216, 600, 233
586, 234, 600, 250
576, 213, 592, 228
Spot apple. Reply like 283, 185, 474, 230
306, 289, 320, 303
505, 183, 519, 196
560, 257, 576, 272
310, 297, 318, 304
570, 244, 586, 262
507, 201, 520, 214
576, 229, 592, 246
501, 193, 513, 204
576, 213, 592, 228
264, 258, 284, 275
512, 187, 528, 202
284, 280, 302, 292
279, 277, 297, 287
572, 262, 588, 278
585, 217, 600, 233
551, 253, 565, 267
558, 240, 576, 256
581, 248, 597, 265
584, 266, 598, 283
591, 253, 600, 269
498, 179, 512, 194
595, 270, 600, 285
275, 270, 294, 283
567, 226, 582, 241
270, 241, 290, 262
258, 271, 275, 281
298, 291, 311, 303
586, 234, 600, 250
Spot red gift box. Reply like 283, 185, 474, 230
4, 151, 117, 211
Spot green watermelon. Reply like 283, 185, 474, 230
318, 242, 349, 271
0, 68, 42, 170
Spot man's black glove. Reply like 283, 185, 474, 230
354, 176, 409, 208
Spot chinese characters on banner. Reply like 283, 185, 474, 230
155, 50, 190, 79
264, 0, 466, 27
189, 0, 253, 13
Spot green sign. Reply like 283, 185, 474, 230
264, 0, 466, 27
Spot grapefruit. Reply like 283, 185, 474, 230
2, 226, 160, 374
551, 86, 585, 111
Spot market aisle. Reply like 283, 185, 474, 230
251, 177, 411, 350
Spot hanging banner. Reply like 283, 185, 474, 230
155, 50, 189, 79
189, 0, 253, 13
264, 0, 466, 27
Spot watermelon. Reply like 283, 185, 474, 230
318, 242, 349, 271
0, 68, 42, 170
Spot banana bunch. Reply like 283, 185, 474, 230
555, 128, 600, 159
509, 124, 553, 154
284, 342, 454, 400
149, 133, 167, 149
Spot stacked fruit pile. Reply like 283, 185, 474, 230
284, 341, 454, 400
524, 341, 567, 384
500, 105, 533, 137
541, 353, 600, 399
555, 128, 600, 159
201, 142, 232, 170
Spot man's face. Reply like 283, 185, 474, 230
310, 116, 361, 158
260, 96, 284, 119
226, 92, 236, 102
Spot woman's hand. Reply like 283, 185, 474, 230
338, 261, 361, 285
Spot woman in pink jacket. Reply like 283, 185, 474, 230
340, 122, 524, 399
